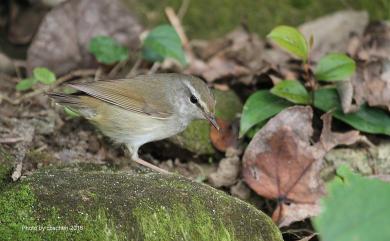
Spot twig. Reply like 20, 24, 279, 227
165, 7, 190, 51
12, 69, 96, 105
126, 58, 142, 78
108, 60, 128, 78
11, 162, 23, 181
147, 62, 161, 74
94, 67, 103, 81
0, 136, 24, 144
177, 0, 191, 20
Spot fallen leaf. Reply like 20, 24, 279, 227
186, 27, 265, 82
339, 22, 390, 112
357, 59, 390, 111
210, 118, 238, 152
243, 106, 365, 226
299, 10, 368, 61
27, 0, 143, 76
273, 203, 321, 228
297, 234, 316, 241
358, 21, 390, 60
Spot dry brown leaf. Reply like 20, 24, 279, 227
358, 21, 390, 60
297, 234, 316, 241
272, 203, 321, 228
299, 10, 368, 61
210, 118, 238, 152
338, 21, 390, 112
186, 27, 265, 82
242, 106, 365, 226
27, 0, 143, 75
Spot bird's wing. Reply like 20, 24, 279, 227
68, 77, 174, 119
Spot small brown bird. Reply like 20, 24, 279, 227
49, 73, 218, 173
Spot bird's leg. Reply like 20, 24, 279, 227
133, 158, 169, 174
127, 144, 169, 174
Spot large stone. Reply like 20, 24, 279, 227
0, 165, 282, 241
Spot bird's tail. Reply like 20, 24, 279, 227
47, 92, 81, 106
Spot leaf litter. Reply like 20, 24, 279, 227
243, 106, 367, 226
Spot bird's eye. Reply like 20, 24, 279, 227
190, 95, 198, 104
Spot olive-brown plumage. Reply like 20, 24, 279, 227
49, 73, 218, 173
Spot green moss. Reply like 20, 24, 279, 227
213, 89, 242, 121
0, 184, 40, 241
0, 147, 14, 190
0, 182, 127, 241
0, 169, 282, 241
125, 0, 390, 39
43, 208, 126, 241
133, 202, 235, 241
170, 120, 215, 155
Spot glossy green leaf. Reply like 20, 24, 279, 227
33, 67, 56, 85
314, 88, 390, 135
267, 25, 308, 61
315, 53, 356, 81
88, 36, 129, 64
142, 25, 186, 65
16, 78, 36, 91
313, 165, 390, 241
240, 90, 292, 137
270, 80, 310, 104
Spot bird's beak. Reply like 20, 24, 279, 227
205, 113, 220, 131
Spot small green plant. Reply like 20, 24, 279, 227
88, 36, 129, 65
313, 165, 390, 241
142, 24, 186, 65
240, 25, 390, 137
16, 67, 56, 91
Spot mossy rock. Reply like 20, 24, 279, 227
0, 147, 14, 190
0, 166, 282, 241
170, 89, 242, 155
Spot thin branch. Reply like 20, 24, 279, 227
126, 57, 142, 78
0, 136, 24, 144
178, 0, 191, 20
147, 62, 161, 74
165, 6, 190, 52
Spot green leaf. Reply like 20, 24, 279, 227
240, 90, 292, 137
16, 78, 36, 91
313, 166, 390, 241
267, 25, 308, 61
33, 67, 56, 85
315, 53, 356, 81
142, 25, 186, 65
88, 36, 129, 65
314, 88, 390, 135
270, 80, 310, 104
